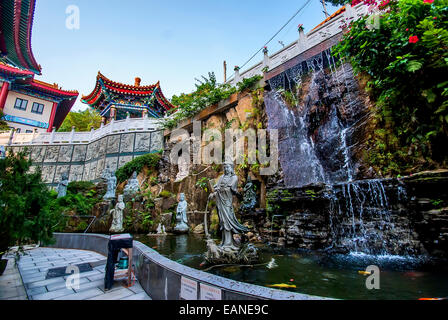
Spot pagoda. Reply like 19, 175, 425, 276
0, 0, 42, 74
81, 72, 177, 122
0, 0, 79, 133
0, 62, 79, 132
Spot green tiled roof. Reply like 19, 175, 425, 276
0, 0, 41, 74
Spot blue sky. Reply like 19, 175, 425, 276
32, 0, 340, 111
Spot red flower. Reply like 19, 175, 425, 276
409, 35, 419, 43
378, 0, 390, 8
406, 28, 409, 31
423, 0, 434, 3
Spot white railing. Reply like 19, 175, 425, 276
1, 114, 163, 146
228, 3, 370, 85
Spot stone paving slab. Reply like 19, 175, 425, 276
0, 257, 27, 300
11, 247, 151, 300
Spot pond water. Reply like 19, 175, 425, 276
134, 234, 448, 300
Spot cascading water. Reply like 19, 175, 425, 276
265, 50, 420, 256
264, 91, 326, 187
265, 50, 357, 187
329, 180, 392, 255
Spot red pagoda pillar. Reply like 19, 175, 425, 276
47, 101, 58, 132
0, 82, 9, 110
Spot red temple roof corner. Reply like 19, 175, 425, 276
0, 62, 79, 130
0, 0, 42, 74
82, 71, 177, 116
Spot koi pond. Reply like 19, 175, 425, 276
135, 234, 448, 300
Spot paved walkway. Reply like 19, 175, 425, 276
0, 256, 27, 300
1, 247, 150, 300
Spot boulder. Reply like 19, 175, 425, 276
193, 224, 205, 234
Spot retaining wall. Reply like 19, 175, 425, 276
49, 233, 327, 300
6, 130, 163, 186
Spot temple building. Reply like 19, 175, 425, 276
0, 0, 41, 74
81, 72, 177, 122
0, 63, 79, 132
0, 0, 79, 132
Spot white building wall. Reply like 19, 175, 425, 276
2, 90, 54, 132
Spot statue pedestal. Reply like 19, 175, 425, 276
204, 239, 259, 265
173, 222, 189, 234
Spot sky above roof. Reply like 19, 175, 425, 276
31, 0, 339, 111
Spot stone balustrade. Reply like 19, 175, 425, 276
0, 115, 163, 146
2, 115, 164, 185
228, 3, 370, 86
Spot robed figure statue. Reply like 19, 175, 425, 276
209, 162, 248, 250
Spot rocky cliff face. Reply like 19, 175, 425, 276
152, 92, 269, 234
266, 170, 448, 258
265, 60, 374, 188
261, 50, 448, 258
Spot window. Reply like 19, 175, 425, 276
31, 102, 45, 114
14, 98, 28, 111
26, 130, 33, 133
15, 128, 21, 133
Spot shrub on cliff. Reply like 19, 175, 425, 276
116, 152, 162, 183
58, 108, 102, 132
164, 73, 264, 130
67, 181, 96, 194
0, 150, 57, 258
334, 0, 448, 176
165, 72, 237, 129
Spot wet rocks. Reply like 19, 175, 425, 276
267, 170, 448, 258
193, 224, 205, 234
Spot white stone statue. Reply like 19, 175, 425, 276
104, 170, 117, 200
57, 173, 69, 198
0, 145, 5, 159
101, 165, 111, 182
208, 162, 249, 250
109, 194, 125, 233
174, 193, 189, 233
175, 156, 190, 182
157, 223, 166, 235
123, 171, 140, 198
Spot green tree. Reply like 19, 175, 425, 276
0, 149, 56, 259
325, 0, 350, 5
0, 110, 10, 132
58, 108, 102, 132
164, 72, 236, 129
334, 0, 448, 176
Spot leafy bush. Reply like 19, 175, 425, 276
196, 177, 210, 192
116, 152, 161, 183
0, 110, 10, 132
47, 181, 100, 221
56, 193, 98, 216
75, 221, 89, 232
236, 75, 263, 92
326, 0, 350, 5
58, 108, 102, 132
67, 181, 96, 194
0, 150, 57, 258
159, 190, 174, 198
140, 211, 154, 229
334, 0, 448, 175
164, 72, 237, 129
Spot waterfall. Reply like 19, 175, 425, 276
265, 49, 420, 256
265, 50, 356, 187
326, 179, 418, 256
264, 89, 326, 188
